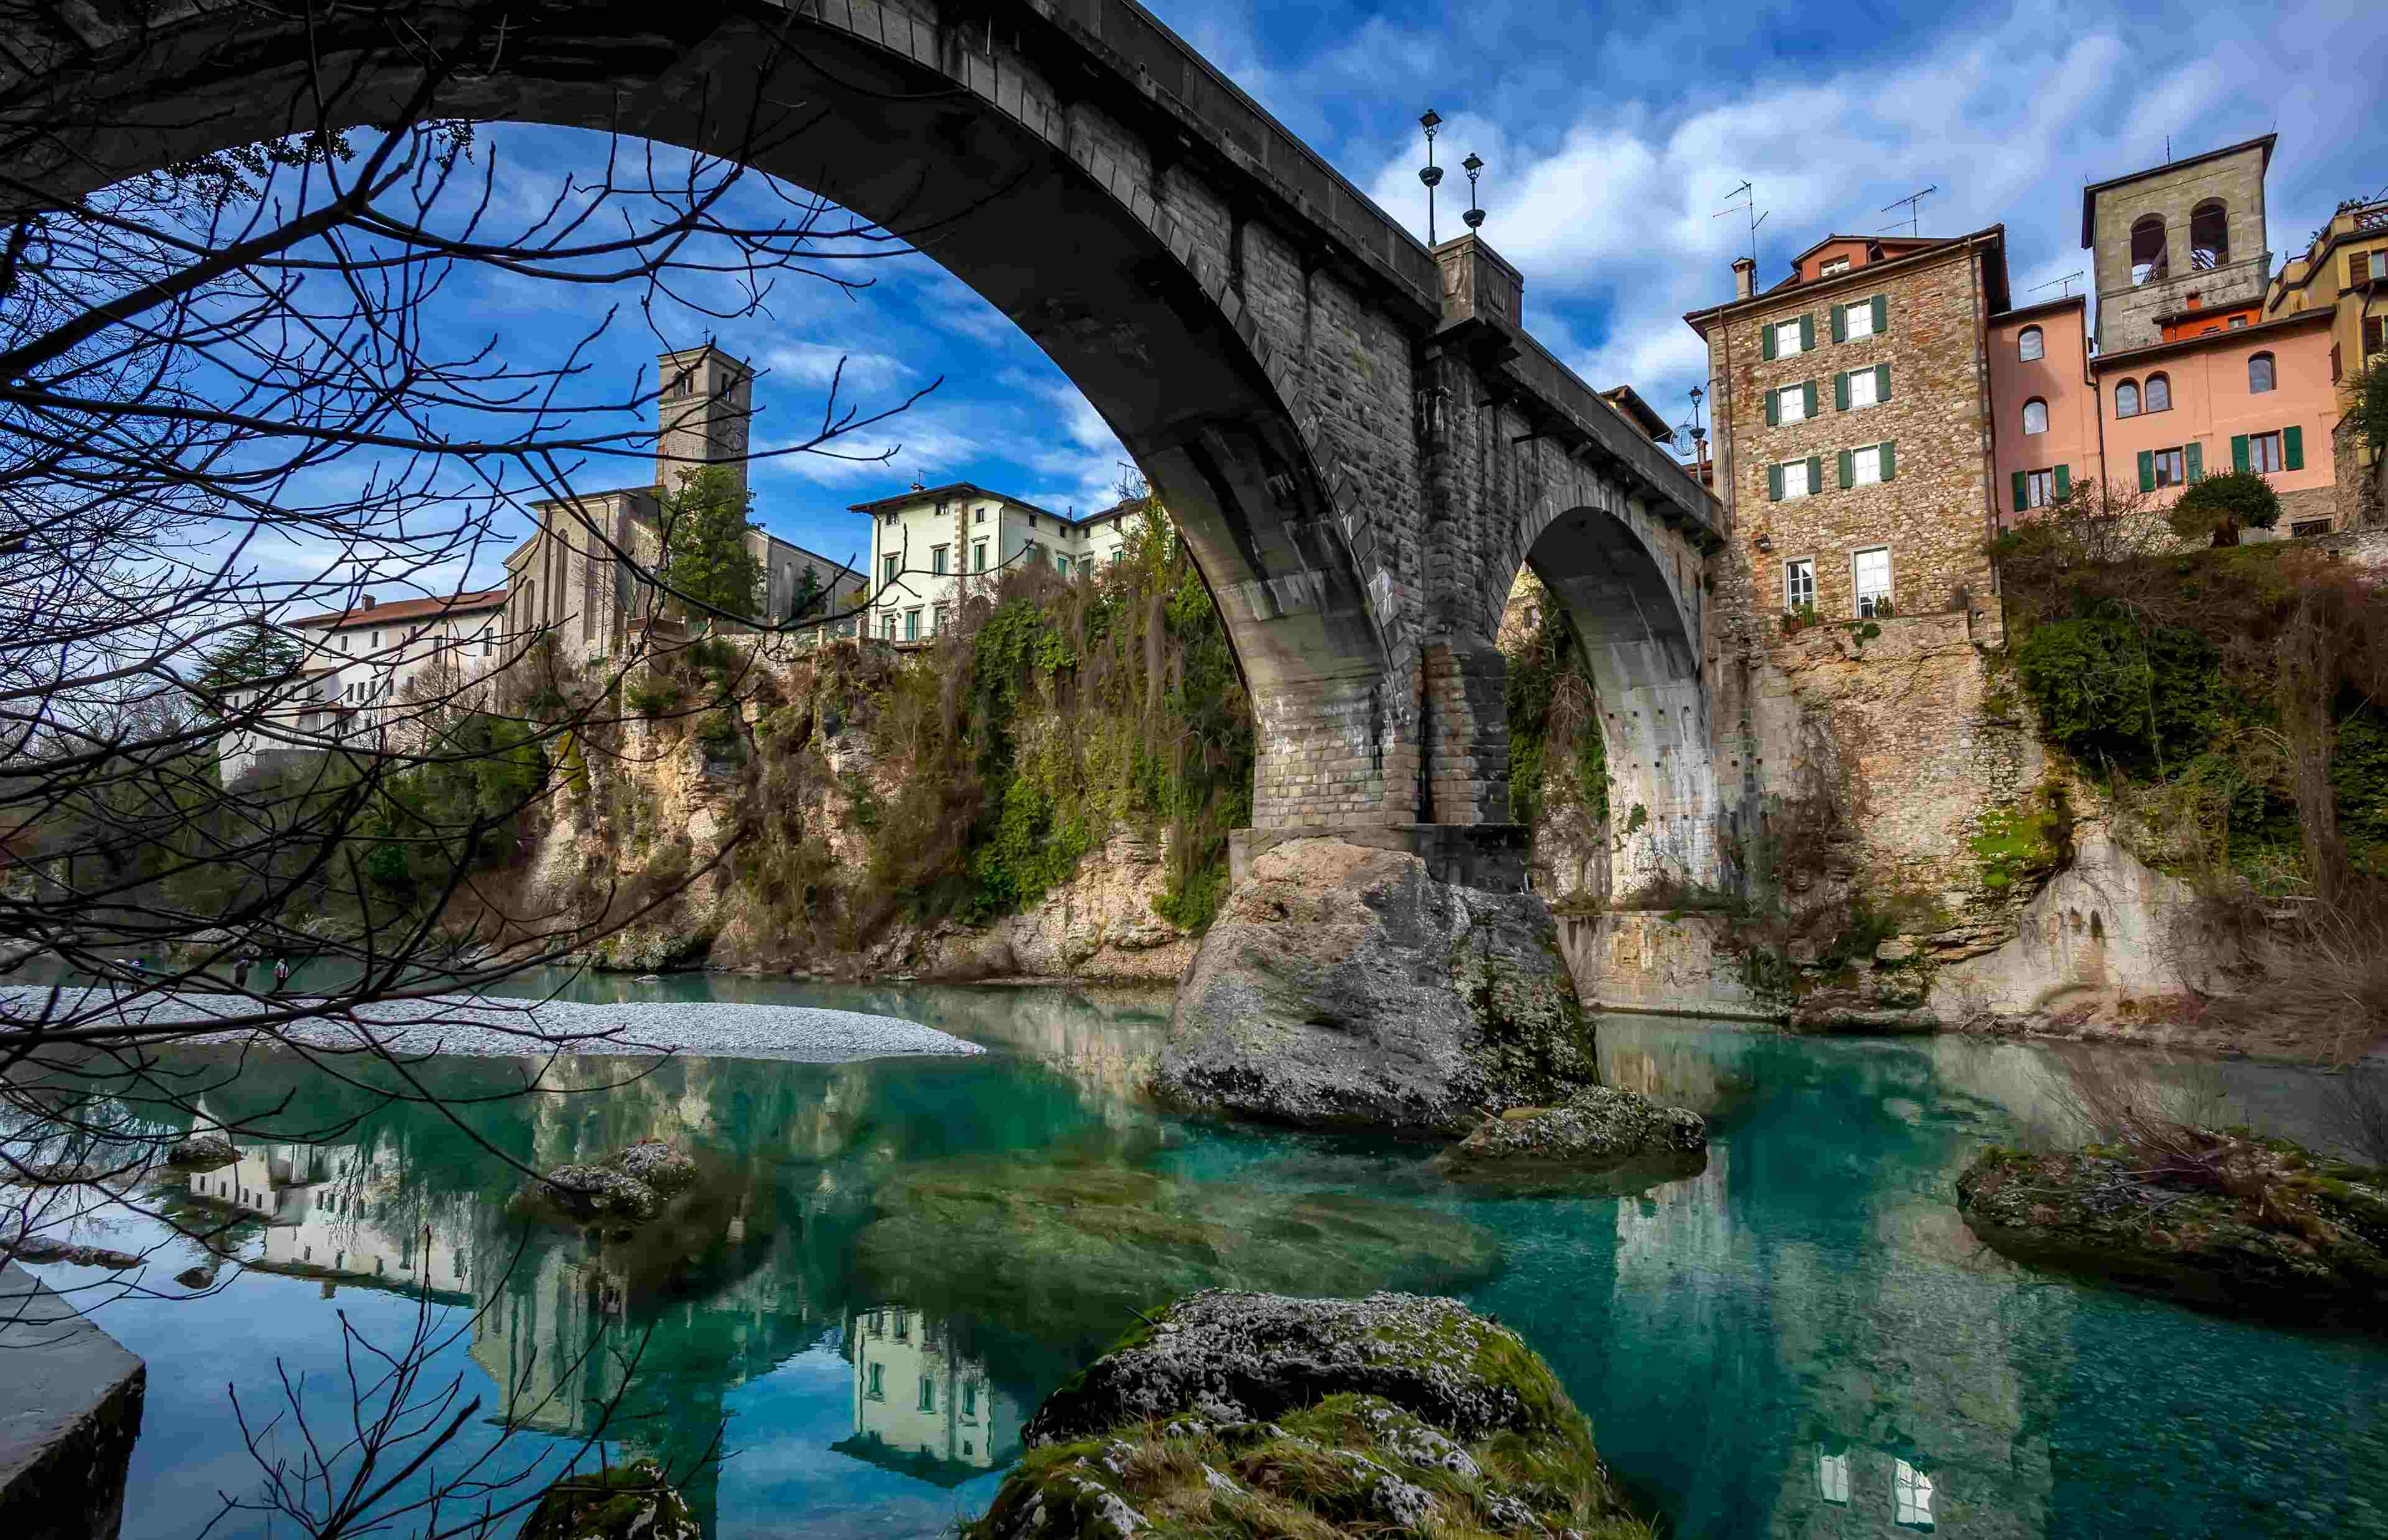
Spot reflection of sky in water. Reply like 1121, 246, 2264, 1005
24, 975, 2388, 1540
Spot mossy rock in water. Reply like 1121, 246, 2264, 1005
855, 1161, 1499, 1349
519, 1457, 700, 1540
1436, 1086, 1707, 1192
965, 1291, 1647, 1540
1955, 1135, 2388, 1324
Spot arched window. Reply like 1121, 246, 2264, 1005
2114, 380, 2140, 417
2018, 326, 2044, 362
2190, 200, 2229, 270
2145, 372, 2172, 412
2022, 398, 2049, 435
2131, 216, 2168, 285
2249, 351, 2275, 393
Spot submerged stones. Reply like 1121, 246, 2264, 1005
165, 1133, 237, 1171
1955, 1134, 2388, 1324
853, 1159, 1499, 1342
1157, 839, 1598, 1136
518, 1457, 700, 1540
1437, 1086, 1708, 1188
965, 1290, 1644, 1539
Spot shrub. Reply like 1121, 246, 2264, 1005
2167, 467, 2281, 547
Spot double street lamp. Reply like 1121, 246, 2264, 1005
1418, 111, 1488, 243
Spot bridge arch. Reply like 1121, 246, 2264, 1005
3, 0, 1405, 824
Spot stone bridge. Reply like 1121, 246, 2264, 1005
4, 0, 1731, 894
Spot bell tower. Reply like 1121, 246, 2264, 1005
654, 344, 754, 499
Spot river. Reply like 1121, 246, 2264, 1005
16, 969, 2386, 1538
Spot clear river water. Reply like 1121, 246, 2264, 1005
20, 969, 2388, 1539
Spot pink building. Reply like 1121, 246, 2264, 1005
1988, 296, 2101, 523
2091, 307, 2338, 533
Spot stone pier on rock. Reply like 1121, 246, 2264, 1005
1155, 839, 1598, 1136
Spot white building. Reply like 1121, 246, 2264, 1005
838, 1303, 1022, 1478
853, 483, 1141, 642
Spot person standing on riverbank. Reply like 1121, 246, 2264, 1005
233, 953, 252, 991
272, 957, 291, 993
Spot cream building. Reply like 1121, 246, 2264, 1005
853, 483, 1139, 642
838, 1303, 1022, 1478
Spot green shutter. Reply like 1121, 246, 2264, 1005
1762, 323, 1776, 362
1803, 380, 1818, 418
1807, 454, 1823, 492
2185, 441, 2203, 482
1875, 362, 1890, 402
1831, 304, 1847, 343
1768, 463, 1784, 502
2054, 464, 2071, 500
1835, 371, 1851, 412
2285, 425, 2304, 471
2137, 450, 2155, 492
2231, 434, 2250, 472
1842, 450, 1857, 490
1766, 387, 1779, 427
1879, 441, 1895, 482
1799, 313, 1815, 352
2011, 471, 2028, 513
1871, 294, 1887, 334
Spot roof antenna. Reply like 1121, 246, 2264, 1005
2030, 270, 2086, 300
1713, 179, 1767, 266
1880, 186, 1938, 237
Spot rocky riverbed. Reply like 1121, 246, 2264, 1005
0, 986, 983, 1063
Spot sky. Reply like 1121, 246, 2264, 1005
201, 0, 2388, 601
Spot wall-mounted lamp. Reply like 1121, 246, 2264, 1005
1754, 535, 1773, 553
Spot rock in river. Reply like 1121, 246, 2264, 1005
1157, 839, 1598, 1136
1955, 1133, 2388, 1324
853, 1158, 1499, 1343
1437, 1085, 1708, 1189
963, 1290, 1645, 1539
518, 1457, 700, 1540
531, 1141, 702, 1225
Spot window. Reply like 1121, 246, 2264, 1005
1774, 318, 1803, 356
930, 544, 948, 574
2114, 380, 2140, 417
2130, 216, 2168, 285
1027, 514, 1039, 530
2248, 351, 2275, 393
1820, 256, 1850, 277
2144, 372, 2172, 412
903, 609, 920, 642
1848, 366, 1880, 409
1894, 1461, 1934, 1529
881, 612, 897, 641
1777, 382, 1808, 423
973, 540, 988, 572
2025, 468, 2056, 508
1853, 547, 1892, 617
933, 602, 951, 633
2188, 200, 2229, 270
893, 1311, 909, 1341
371, 630, 381, 649
962, 1382, 979, 1418
867, 1363, 884, 1399
2017, 325, 2043, 362
1780, 459, 1812, 499
2228, 315, 2247, 329
1784, 558, 1816, 611
881, 554, 899, 586
1053, 550, 1069, 574
976, 505, 988, 523
1849, 445, 1882, 486
884, 512, 899, 527
919, 1377, 937, 1413
2022, 397, 2048, 435
2351, 249, 2378, 285
2292, 518, 2333, 538
1841, 298, 1875, 339
2152, 447, 2187, 487
2248, 430, 2284, 473
935, 500, 949, 517
1818, 1449, 1851, 1505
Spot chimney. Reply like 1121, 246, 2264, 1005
361, 596, 376, 611
1732, 257, 1756, 300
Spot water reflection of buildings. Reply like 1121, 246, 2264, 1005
184, 1135, 471, 1300
833, 1305, 1022, 1484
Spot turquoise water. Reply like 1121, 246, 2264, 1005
22, 971, 2388, 1539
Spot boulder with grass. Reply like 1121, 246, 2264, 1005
1437, 1086, 1708, 1189
528, 1141, 702, 1226
963, 1290, 1647, 1540
1955, 1129, 2388, 1323
518, 1458, 700, 1540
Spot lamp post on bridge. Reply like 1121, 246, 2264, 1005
1461, 153, 1486, 231
1418, 109, 1443, 245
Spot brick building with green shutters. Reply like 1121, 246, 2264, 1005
1687, 226, 2010, 628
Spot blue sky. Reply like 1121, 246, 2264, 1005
241, 0, 2388, 601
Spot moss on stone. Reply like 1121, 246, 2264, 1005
518, 1458, 700, 1540
1969, 782, 2073, 892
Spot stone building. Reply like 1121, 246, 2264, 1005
1687, 228, 2009, 629
506, 343, 868, 665
2082, 135, 2275, 356
853, 481, 1137, 642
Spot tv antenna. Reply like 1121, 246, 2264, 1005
1713, 180, 1767, 265
2029, 270, 2086, 300
1881, 186, 1937, 237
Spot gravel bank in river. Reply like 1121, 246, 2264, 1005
0, 987, 985, 1064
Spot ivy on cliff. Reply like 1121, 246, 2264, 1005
1503, 576, 1608, 846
